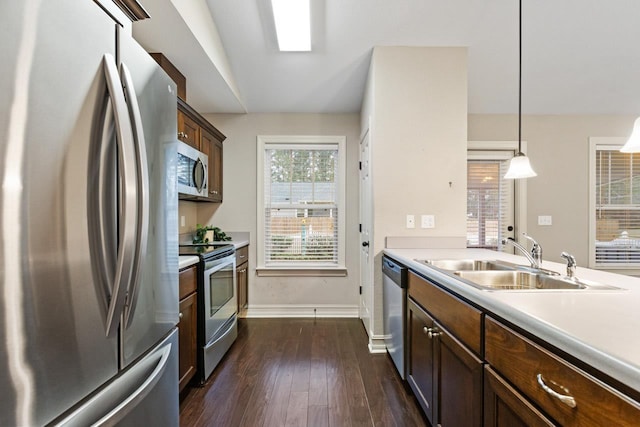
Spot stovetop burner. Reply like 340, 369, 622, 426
179, 243, 235, 260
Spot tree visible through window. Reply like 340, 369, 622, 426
258, 136, 346, 270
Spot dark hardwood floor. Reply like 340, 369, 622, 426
179, 318, 427, 427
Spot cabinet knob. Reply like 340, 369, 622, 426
178, 312, 183, 319
210, 190, 218, 195
178, 132, 188, 139
423, 326, 440, 339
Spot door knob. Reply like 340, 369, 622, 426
362, 241, 369, 247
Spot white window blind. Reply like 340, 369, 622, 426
466, 159, 511, 249
593, 146, 640, 266
258, 136, 346, 270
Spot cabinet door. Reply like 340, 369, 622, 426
200, 128, 223, 202
437, 320, 483, 427
407, 298, 436, 425
177, 109, 200, 150
236, 261, 248, 312
178, 292, 198, 392
484, 366, 555, 427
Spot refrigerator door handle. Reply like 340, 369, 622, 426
102, 53, 139, 338
119, 62, 149, 329
53, 338, 173, 427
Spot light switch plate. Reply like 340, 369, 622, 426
406, 215, 415, 229
421, 215, 435, 229
180, 215, 186, 227
538, 215, 552, 226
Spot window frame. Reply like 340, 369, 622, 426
588, 137, 640, 270
256, 135, 347, 276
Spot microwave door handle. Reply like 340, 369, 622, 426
119, 62, 149, 329
193, 158, 205, 192
102, 54, 139, 337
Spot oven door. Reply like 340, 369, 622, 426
202, 254, 236, 342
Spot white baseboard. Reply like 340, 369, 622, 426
244, 304, 359, 318
368, 334, 387, 353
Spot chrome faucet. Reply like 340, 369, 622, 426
502, 233, 543, 269
560, 252, 577, 278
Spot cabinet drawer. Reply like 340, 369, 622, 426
408, 271, 482, 355
236, 245, 248, 265
179, 265, 197, 300
485, 316, 640, 426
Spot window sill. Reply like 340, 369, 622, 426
256, 267, 348, 277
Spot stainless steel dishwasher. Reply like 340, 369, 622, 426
382, 256, 407, 380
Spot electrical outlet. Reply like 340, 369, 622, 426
421, 215, 435, 229
538, 215, 552, 226
406, 215, 415, 229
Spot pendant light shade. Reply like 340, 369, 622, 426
620, 117, 640, 153
504, 152, 537, 179
504, 0, 537, 180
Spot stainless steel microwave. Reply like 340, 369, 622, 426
177, 141, 208, 198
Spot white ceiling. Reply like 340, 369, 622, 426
134, 0, 640, 115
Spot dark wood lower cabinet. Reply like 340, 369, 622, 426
484, 366, 555, 427
407, 297, 483, 427
407, 298, 436, 425
236, 260, 248, 312
438, 321, 483, 427
178, 291, 197, 392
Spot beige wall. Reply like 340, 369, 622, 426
195, 113, 361, 313
469, 114, 637, 266
364, 47, 469, 341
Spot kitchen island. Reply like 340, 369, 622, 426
384, 247, 640, 425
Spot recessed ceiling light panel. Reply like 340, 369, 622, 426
271, 0, 311, 51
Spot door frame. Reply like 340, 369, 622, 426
467, 141, 529, 243
358, 126, 373, 337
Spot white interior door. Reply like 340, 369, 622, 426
359, 129, 372, 333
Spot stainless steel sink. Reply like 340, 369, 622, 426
453, 270, 621, 291
417, 258, 561, 277
417, 259, 519, 271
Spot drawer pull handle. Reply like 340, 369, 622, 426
536, 374, 577, 408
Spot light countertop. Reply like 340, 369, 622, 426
383, 247, 640, 393
179, 255, 199, 269
178, 238, 249, 270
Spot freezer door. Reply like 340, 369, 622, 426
0, 1, 121, 425
118, 33, 179, 368
53, 328, 179, 427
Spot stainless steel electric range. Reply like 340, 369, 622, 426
179, 244, 237, 383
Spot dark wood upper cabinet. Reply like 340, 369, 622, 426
177, 98, 226, 203
177, 109, 200, 150
200, 128, 223, 202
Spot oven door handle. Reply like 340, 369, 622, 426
203, 256, 236, 276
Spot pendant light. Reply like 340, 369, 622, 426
620, 117, 640, 152
504, 0, 537, 179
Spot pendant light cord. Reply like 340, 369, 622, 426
518, 0, 522, 154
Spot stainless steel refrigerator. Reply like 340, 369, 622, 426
0, 0, 179, 425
